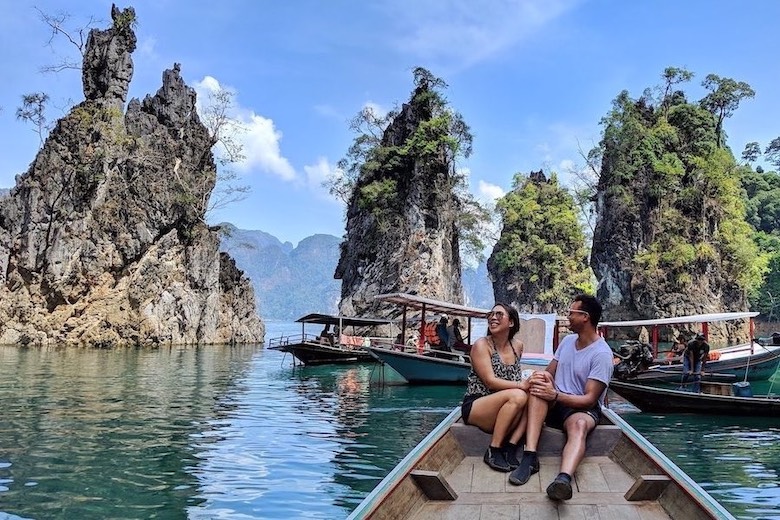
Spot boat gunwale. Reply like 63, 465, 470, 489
346, 406, 461, 519
347, 405, 736, 520
601, 408, 736, 519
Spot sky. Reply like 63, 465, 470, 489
1, 0, 779, 247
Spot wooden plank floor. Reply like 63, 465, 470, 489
409, 455, 671, 520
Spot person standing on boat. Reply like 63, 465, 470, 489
460, 303, 529, 472
682, 333, 710, 392
508, 294, 613, 501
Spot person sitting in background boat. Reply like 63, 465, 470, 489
450, 318, 470, 355
406, 329, 420, 350
509, 294, 613, 501
460, 303, 529, 473
318, 325, 335, 347
682, 333, 709, 392
666, 336, 686, 364
435, 315, 451, 353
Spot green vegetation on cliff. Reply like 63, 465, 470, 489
590, 67, 763, 316
489, 171, 592, 312
330, 67, 489, 263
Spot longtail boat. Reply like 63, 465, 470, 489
609, 379, 780, 416
365, 292, 557, 384
347, 406, 735, 519
268, 313, 392, 365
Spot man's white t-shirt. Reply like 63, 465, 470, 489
553, 333, 614, 407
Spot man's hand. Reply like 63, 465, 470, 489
529, 374, 556, 401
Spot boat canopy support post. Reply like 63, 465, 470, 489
651, 326, 659, 358
750, 318, 755, 354
419, 303, 427, 353
702, 322, 709, 341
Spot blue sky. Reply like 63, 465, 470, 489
1, 0, 779, 246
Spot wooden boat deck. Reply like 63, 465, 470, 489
354, 411, 732, 519
409, 454, 669, 519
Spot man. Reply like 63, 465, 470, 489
682, 333, 709, 392
508, 294, 614, 501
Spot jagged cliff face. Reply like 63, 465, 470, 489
335, 85, 463, 319
0, 7, 263, 346
590, 91, 756, 343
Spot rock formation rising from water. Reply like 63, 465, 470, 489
335, 71, 465, 318
0, 6, 264, 346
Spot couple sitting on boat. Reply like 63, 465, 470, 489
460, 295, 613, 501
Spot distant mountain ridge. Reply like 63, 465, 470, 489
219, 224, 341, 320
220, 225, 493, 320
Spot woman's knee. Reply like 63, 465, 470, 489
508, 389, 528, 407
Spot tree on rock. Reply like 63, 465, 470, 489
488, 170, 592, 313
591, 68, 762, 320
330, 67, 489, 318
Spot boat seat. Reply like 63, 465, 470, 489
450, 421, 622, 456
624, 474, 671, 501
410, 470, 458, 501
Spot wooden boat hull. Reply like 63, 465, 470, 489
270, 340, 374, 365
365, 346, 550, 385
365, 346, 470, 384
609, 380, 780, 416
348, 406, 734, 519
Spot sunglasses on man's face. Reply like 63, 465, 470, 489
567, 309, 589, 317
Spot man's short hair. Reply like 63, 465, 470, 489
573, 294, 602, 326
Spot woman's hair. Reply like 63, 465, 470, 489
486, 302, 520, 339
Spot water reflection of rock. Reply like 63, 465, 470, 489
0, 344, 258, 520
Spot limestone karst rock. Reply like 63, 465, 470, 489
335, 73, 464, 319
0, 5, 263, 346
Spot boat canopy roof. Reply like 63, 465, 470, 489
600, 311, 759, 328
294, 313, 392, 327
374, 292, 490, 318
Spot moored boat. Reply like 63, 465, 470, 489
602, 312, 780, 383
347, 405, 735, 519
268, 313, 393, 366
609, 379, 780, 416
366, 293, 556, 384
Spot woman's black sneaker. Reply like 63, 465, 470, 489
504, 444, 521, 469
483, 446, 511, 472
508, 452, 539, 485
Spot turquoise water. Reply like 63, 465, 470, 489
0, 321, 462, 519
0, 320, 777, 519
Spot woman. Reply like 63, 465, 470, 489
461, 303, 529, 472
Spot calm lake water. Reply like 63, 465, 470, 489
0, 320, 777, 519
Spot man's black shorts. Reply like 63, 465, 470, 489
545, 402, 601, 430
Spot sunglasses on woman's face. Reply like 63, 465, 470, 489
487, 310, 506, 320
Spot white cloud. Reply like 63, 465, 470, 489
478, 180, 505, 202
303, 157, 339, 192
559, 159, 576, 172
385, 0, 580, 68
136, 36, 157, 59
363, 101, 389, 119
193, 76, 297, 182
